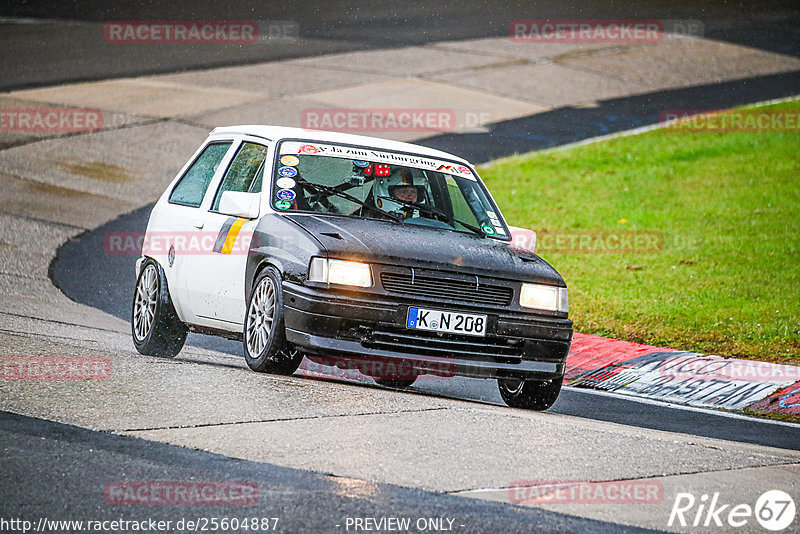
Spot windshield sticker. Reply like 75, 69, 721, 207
278, 166, 297, 178
494, 225, 506, 235
436, 164, 472, 176
276, 177, 296, 189
275, 199, 292, 210
481, 224, 496, 236
280, 155, 299, 166
277, 189, 296, 201
299, 144, 318, 154
280, 141, 476, 180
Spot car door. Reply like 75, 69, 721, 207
182, 138, 271, 329
151, 139, 236, 324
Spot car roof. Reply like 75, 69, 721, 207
209, 125, 469, 164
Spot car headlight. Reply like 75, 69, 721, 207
520, 283, 568, 312
308, 257, 373, 288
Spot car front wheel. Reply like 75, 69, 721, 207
497, 377, 562, 410
131, 260, 188, 357
244, 266, 303, 375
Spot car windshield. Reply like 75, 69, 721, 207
271, 141, 509, 239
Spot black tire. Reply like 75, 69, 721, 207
243, 266, 302, 375
131, 260, 188, 358
498, 377, 562, 410
373, 376, 417, 389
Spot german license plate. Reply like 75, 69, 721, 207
406, 307, 487, 337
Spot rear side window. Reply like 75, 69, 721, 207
211, 142, 269, 211
169, 142, 232, 207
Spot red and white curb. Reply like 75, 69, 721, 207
566, 333, 800, 418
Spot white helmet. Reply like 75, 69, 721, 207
372, 168, 429, 218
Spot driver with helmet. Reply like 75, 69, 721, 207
373, 168, 428, 219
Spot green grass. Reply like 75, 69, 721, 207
479, 99, 800, 363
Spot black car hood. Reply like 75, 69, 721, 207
283, 214, 565, 285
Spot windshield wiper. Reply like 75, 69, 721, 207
376, 196, 489, 238
299, 180, 402, 223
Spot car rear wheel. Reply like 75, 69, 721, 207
131, 261, 188, 358
498, 377, 562, 410
244, 266, 303, 375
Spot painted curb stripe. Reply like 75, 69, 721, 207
566, 333, 800, 416
566, 333, 677, 382
220, 218, 247, 255
745, 381, 800, 417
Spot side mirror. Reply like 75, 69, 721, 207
219, 191, 260, 219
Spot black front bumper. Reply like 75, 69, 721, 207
282, 281, 572, 380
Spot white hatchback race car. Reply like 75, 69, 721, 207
132, 125, 572, 409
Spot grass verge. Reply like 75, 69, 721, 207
479, 99, 800, 364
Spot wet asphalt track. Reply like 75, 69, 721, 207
2, 0, 799, 91
0, 412, 655, 534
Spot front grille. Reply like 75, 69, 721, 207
364, 329, 523, 362
380, 271, 513, 307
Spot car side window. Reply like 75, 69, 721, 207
169, 142, 232, 207
211, 142, 269, 211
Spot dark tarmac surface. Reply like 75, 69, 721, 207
1, 1, 799, 90
0, 412, 655, 534
418, 71, 800, 162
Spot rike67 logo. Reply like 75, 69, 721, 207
668, 490, 795, 531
